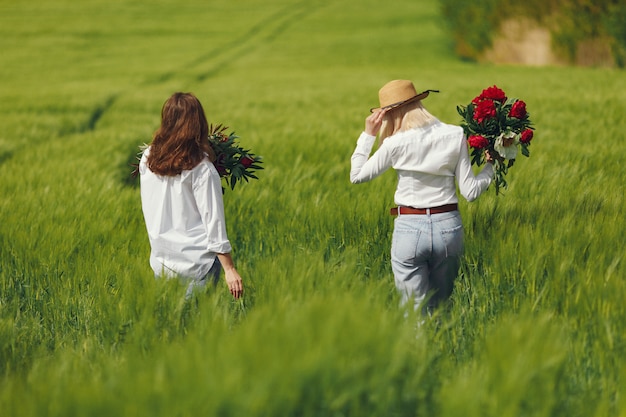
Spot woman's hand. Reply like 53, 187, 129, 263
224, 268, 244, 299
217, 252, 244, 299
365, 108, 387, 136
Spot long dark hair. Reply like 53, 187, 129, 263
147, 92, 215, 176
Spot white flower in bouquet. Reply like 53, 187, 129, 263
494, 130, 519, 160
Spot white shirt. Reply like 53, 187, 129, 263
139, 147, 232, 279
350, 119, 493, 207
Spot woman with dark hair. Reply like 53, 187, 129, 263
350, 80, 493, 314
139, 92, 243, 299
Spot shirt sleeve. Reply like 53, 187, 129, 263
455, 138, 494, 202
350, 132, 393, 184
193, 164, 232, 254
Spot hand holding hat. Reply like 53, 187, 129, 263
365, 108, 387, 136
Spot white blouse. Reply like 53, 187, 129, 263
350, 119, 494, 207
139, 148, 231, 279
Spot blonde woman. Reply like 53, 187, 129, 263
350, 80, 493, 313
139, 92, 243, 299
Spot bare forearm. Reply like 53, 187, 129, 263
217, 252, 236, 272
216, 252, 243, 299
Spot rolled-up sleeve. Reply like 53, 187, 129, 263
193, 165, 232, 254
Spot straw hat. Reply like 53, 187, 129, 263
370, 80, 438, 112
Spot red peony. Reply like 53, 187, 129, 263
468, 134, 490, 149
473, 100, 497, 124
240, 156, 254, 168
520, 128, 534, 144
472, 85, 507, 104
509, 100, 527, 119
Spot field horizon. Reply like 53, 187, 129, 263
1, 0, 625, 416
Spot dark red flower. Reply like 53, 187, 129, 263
520, 128, 534, 144
509, 100, 527, 119
473, 100, 497, 124
240, 156, 254, 168
468, 134, 490, 149
472, 85, 507, 104
482, 85, 507, 102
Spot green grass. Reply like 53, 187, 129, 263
1, 0, 625, 416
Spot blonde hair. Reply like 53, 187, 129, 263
379, 100, 437, 145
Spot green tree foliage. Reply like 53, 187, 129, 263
439, 0, 626, 66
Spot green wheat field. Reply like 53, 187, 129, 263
1, 0, 625, 416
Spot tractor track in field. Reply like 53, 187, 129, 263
55, 1, 321, 142
144, 0, 319, 84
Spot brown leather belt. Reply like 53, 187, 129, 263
390, 203, 458, 216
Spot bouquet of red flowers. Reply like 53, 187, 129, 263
131, 124, 263, 192
208, 124, 263, 191
457, 85, 534, 194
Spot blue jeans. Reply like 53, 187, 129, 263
184, 257, 222, 299
391, 211, 464, 313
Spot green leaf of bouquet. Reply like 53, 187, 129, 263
471, 147, 483, 166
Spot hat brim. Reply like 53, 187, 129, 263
370, 89, 439, 113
